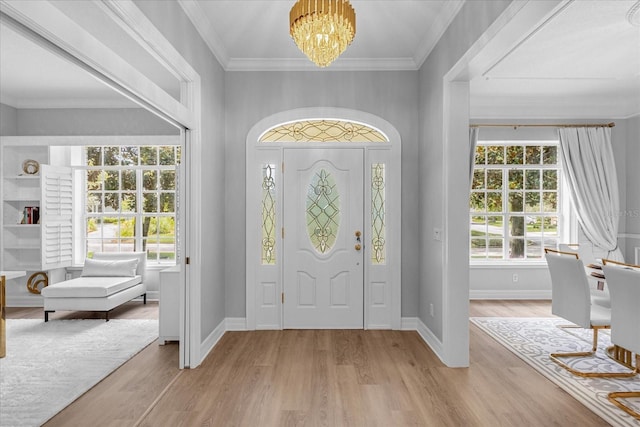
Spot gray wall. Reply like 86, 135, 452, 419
623, 116, 640, 262
0, 103, 18, 136
224, 70, 420, 318
134, 0, 227, 342
418, 0, 512, 340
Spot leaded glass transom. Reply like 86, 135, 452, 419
261, 164, 276, 264
371, 164, 386, 264
260, 120, 388, 143
306, 169, 340, 253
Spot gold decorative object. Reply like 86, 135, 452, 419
22, 159, 40, 175
27, 271, 48, 295
260, 120, 387, 143
290, 0, 356, 67
1, 275, 6, 358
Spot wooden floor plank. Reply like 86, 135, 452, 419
6, 300, 610, 426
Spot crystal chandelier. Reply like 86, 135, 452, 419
289, 0, 356, 68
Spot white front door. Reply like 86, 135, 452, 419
283, 148, 364, 328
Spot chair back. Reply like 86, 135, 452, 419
545, 249, 592, 328
602, 262, 640, 354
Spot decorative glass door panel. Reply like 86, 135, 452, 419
306, 168, 340, 254
283, 148, 363, 328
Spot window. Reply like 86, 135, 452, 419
470, 141, 566, 261
82, 145, 180, 263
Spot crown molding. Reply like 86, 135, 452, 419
413, 0, 465, 68
226, 57, 419, 72
177, 0, 229, 69
179, 0, 442, 72
471, 95, 640, 120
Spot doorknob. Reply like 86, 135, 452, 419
355, 230, 361, 243
355, 244, 361, 251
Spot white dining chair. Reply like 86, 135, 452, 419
556, 244, 610, 307
602, 260, 640, 420
544, 249, 634, 378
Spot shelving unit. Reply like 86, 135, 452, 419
1, 141, 73, 305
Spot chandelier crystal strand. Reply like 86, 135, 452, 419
290, 0, 356, 67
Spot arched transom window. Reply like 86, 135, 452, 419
259, 119, 389, 143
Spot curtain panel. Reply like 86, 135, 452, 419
558, 127, 624, 261
469, 127, 479, 187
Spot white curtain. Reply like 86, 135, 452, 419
558, 127, 624, 261
469, 126, 479, 187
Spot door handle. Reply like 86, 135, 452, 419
355, 244, 361, 251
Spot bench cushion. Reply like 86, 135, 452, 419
81, 258, 138, 277
41, 276, 142, 298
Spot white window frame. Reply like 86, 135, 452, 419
470, 140, 576, 265
77, 144, 180, 265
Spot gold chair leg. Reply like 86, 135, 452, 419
550, 327, 637, 378
608, 392, 640, 420
608, 354, 640, 419
607, 345, 636, 371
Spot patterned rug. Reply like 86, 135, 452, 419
471, 317, 640, 426
0, 319, 158, 427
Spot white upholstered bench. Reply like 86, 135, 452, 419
42, 252, 147, 322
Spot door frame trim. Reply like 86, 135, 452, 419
246, 108, 401, 330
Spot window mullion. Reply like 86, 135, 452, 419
503, 168, 509, 260
136, 168, 143, 252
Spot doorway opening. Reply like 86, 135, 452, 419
245, 108, 402, 330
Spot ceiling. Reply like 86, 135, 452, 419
178, 0, 464, 70
0, 0, 638, 118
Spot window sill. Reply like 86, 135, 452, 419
470, 261, 548, 269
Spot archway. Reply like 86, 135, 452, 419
245, 108, 402, 330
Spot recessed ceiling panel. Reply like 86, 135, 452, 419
485, 1, 640, 79
0, 23, 137, 108
192, 0, 461, 66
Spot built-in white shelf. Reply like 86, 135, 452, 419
1, 143, 73, 273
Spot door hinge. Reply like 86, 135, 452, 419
185, 257, 190, 265
281, 292, 284, 304
282, 227, 285, 238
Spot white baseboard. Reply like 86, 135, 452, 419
401, 317, 447, 365
6, 296, 43, 307
414, 317, 445, 362
400, 317, 418, 330
199, 317, 226, 363
470, 290, 551, 300
226, 317, 247, 331
145, 290, 159, 301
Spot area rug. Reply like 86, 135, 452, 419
471, 317, 639, 426
0, 319, 158, 427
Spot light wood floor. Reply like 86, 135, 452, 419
7, 300, 609, 426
